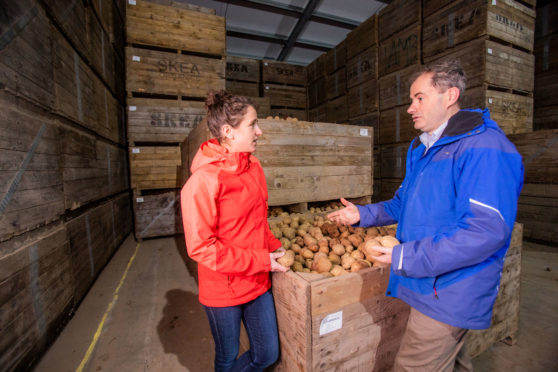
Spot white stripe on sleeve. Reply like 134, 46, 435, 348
398, 245, 404, 270
469, 198, 505, 222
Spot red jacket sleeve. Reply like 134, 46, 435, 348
181, 169, 272, 276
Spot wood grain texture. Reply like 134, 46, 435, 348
379, 25, 421, 77
378, 0, 421, 42
129, 145, 183, 190
346, 15, 377, 59
379, 106, 418, 145
133, 189, 182, 238
347, 79, 378, 118
262, 60, 306, 86
226, 56, 261, 83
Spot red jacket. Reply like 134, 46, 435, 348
181, 139, 281, 307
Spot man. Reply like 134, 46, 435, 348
328, 60, 524, 371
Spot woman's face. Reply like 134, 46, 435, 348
227, 106, 262, 153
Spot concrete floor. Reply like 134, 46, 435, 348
33, 235, 558, 372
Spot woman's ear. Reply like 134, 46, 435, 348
221, 124, 234, 140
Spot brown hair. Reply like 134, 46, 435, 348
412, 59, 467, 105
205, 90, 253, 140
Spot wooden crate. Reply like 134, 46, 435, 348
308, 103, 327, 123
517, 184, 558, 243
59, 125, 128, 210
90, 0, 113, 37
424, 0, 536, 19
346, 46, 377, 89
0, 93, 64, 243
52, 30, 98, 131
347, 79, 378, 119
463, 87, 533, 134
379, 106, 418, 145
536, 1, 558, 39
423, 0, 536, 59
508, 129, 558, 185
380, 142, 410, 179
250, 96, 271, 118
272, 266, 409, 371
262, 60, 306, 86
0, 222, 73, 372
535, 34, 558, 74
0, 1, 55, 110
272, 222, 522, 370
326, 96, 348, 124
378, 24, 421, 77
379, 178, 404, 201
326, 67, 346, 100
129, 145, 183, 190
93, 76, 124, 144
379, 64, 422, 110
378, 0, 421, 42
263, 84, 307, 109
126, 46, 225, 98
133, 189, 183, 239
42, 0, 90, 61
307, 76, 327, 109
87, 6, 116, 94
226, 56, 261, 82
534, 105, 558, 131
346, 14, 377, 59
466, 224, 523, 356
126, 0, 225, 57
424, 38, 535, 93
269, 108, 308, 121
325, 39, 347, 74
348, 112, 380, 145
127, 98, 204, 144
187, 119, 373, 206
306, 53, 327, 84
225, 80, 260, 97
534, 70, 558, 108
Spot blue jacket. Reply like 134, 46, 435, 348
357, 109, 523, 329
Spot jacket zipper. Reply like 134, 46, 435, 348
433, 277, 439, 300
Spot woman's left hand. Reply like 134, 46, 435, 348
270, 247, 288, 272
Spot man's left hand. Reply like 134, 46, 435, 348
368, 246, 393, 264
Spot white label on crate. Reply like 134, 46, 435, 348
319, 311, 342, 336
492, 0, 496, 5
132, 148, 140, 153
265, 86, 270, 90
129, 106, 137, 111
128, 0, 137, 5
360, 128, 369, 136
264, 62, 269, 66
488, 98, 493, 104
136, 197, 144, 203
487, 48, 493, 55
132, 55, 141, 62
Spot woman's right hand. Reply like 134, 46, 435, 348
270, 248, 288, 272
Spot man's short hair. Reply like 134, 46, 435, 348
415, 59, 467, 105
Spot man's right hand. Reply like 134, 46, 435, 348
327, 198, 361, 226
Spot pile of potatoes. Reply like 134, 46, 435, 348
269, 213, 399, 276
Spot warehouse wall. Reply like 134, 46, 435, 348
0, 0, 132, 370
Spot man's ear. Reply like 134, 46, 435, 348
446, 87, 460, 107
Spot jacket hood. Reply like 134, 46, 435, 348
191, 138, 253, 175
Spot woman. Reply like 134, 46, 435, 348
181, 90, 287, 372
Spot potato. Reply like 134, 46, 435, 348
350, 260, 371, 272
282, 216, 292, 225
271, 227, 282, 239
380, 235, 400, 248
309, 227, 323, 240
292, 261, 304, 272
348, 234, 363, 248
312, 256, 332, 273
303, 234, 318, 247
341, 253, 355, 269
297, 228, 308, 237
340, 238, 352, 249
330, 265, 348, 276
294, 236, 304, 246
350, 250, 364, 260
366, 227, 380, 236
318, 238, 329, 250
313, 251, 328, 261
354, 227, 366, 237
329, 238, 340, 248
301, 248, 314, 259
364, 239, 383, 258
331, 243, 345, 256
279, 237, 291, 250
294, 254, 305, 264
281, 227, 296, 240
340, 230, 350, 239
291, 243, 302, 254
328, 252, 341, 265
277, 250, 295, 267
318, 245, 330, 254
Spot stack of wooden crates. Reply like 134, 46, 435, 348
0, 0, 132, 370
125, 0, 225, 240
225, 56, 271, 118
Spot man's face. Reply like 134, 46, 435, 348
407, 72, 451, 134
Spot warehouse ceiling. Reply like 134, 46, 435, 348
177, 0, 388, 65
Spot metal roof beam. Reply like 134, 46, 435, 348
226, 26, 332, 52
277, 0, 320, 61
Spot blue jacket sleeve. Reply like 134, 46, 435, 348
391, 139, 523, 278
356, 186, 402, 227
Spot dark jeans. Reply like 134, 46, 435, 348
203, 289, 280, 372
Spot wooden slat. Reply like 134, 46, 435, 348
378, 0, 421, 42
423, 0, 535, 58
463, 87, 533, 134
42, 0, 89, 60
508, 129, 558, 184
425, 38, 535, 93
126, 47, 225, 98
379, 64, 422, 110
262, 60, 306, 86
250, 97, 271, 118
348, 112, 379, 145
226, 56, 261, 82
306, 53, 327, 84
87, 6, 116, 94
346, 15, 377, 59
308, 103, 327, 123
533, 105, 558, 131
326, 67, 346, 100
133, 189, 182, 239
346, 46, 377, 89
379, 106, 418, 145
380, 142, 410, 179
225, 80, 260, 97
127, 98, 205, 144
307, 76, 327, 109
325, 39, 347, 75
263, 84, 306, 109
126, 0, 225, 56
0, 93, 64, 242
424, 0, 536, 19
378, 24, 421, 77
0, 2, 55, 110
326, 96, 348, 124
347, 79, 378, 118
129, 145, 183, 190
